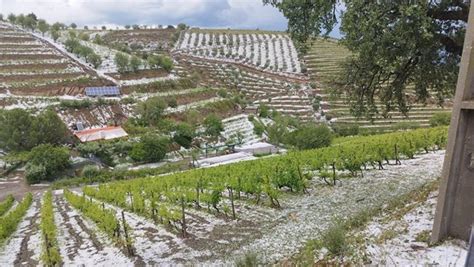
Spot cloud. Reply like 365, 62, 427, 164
0, 0, 342, 37
0, 0, 287, 30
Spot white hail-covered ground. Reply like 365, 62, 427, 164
0, 150, 461, 265
174, 31, 302, 74
0, 22, 92, 90
362, 191, 468, 266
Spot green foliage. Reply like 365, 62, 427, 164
321, 220, 348, 256
25, 144, 70, 184
332, 124, 360, 137
160, 56, 173, 72
267, 1, 465, 119
82, 165, 101, 179
0, 195, 15, 217
87, 53, 102, 68
136, 96, 167, 126
0, 109, 68, 152
0, 193, 33, 244
130, 134, 170, 163
37, 19, 49, 35
173, 123, 195, 149
286, 124, 332, 150
115, 52, 130, 73
258, 103, 270, 118
130, 55, 142, 73
50, 30, 60, 41
40, 191, 61, 266
64, 190, 132, 249
203, 114, 224, 141
235, 253, 259, 267
78, 32, 90, 41
391, 121, 421, 131
429, 112, 451, 127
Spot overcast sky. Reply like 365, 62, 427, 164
0, 0, 341, 38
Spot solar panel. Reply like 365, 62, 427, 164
85, 86, 121, 96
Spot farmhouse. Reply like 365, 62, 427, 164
74, 126, 128, 142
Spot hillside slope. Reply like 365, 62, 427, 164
305, 38, 451, 132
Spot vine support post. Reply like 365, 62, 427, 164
229, 187, 236, 220
180, 197, 187, 238
121, 210, 133, 256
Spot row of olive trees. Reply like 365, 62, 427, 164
65, 38, 102, 68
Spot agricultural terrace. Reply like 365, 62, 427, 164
101, 28, 177, 53
174, 29, 303, 76
305, 38, 452, 132
0, 127, 455, 265
0, 22, 110, 96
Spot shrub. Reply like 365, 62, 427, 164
130, 134, 170, 163
429, 112, 451, 127
217, 89, 228, 98
82, 165, 101, 179
130, 55, 142, 73
0, 109, 68, 152
332, 124, 360, 137
160, 56, 173, 72
166, 97, 178, 108
392, 121, 420, 131
115, 52, 130, 73
25, 145, 70, 184
321, 221, 348, 256
287, 124, 333, 150
203, 114, 224, 141
235, 253, 259, 267
173, 123, 195, 149
136, 97, 167, 126
258, 103, 270, 118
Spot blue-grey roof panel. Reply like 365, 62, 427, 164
85, 86, 121, 96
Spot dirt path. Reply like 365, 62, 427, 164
53, 191, 132, 266
0, 193, 42, 266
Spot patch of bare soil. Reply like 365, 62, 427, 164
0, 171, 48, 202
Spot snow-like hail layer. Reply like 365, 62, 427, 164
362, 191, 467, 266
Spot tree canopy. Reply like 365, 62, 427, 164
265, 0, 469, 118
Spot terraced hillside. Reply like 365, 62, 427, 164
0, 22, 111, 96
174, 29, 304, 76
174, 54, 319, 122
305, 38, 452, 132
102, 28, 177, 53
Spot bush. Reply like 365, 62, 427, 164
115, 52, 130, 73
203, 114, 224, 141
429, 112, 451, 127
160, 56, 173, 72
130, 55, 142, 73
25, 145, 70, 184
217, 89, 228, 98
136, 97, 167, 126
130, 134, 170, 163
173, 123, 195, 149
166, 97, 178, 108
258, 103, 270, 118
0, 109, 68, 152
82, 165, 101, 179
321, 221, 348, 256
287, 124, 333, 150
332, 124, 359, 137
